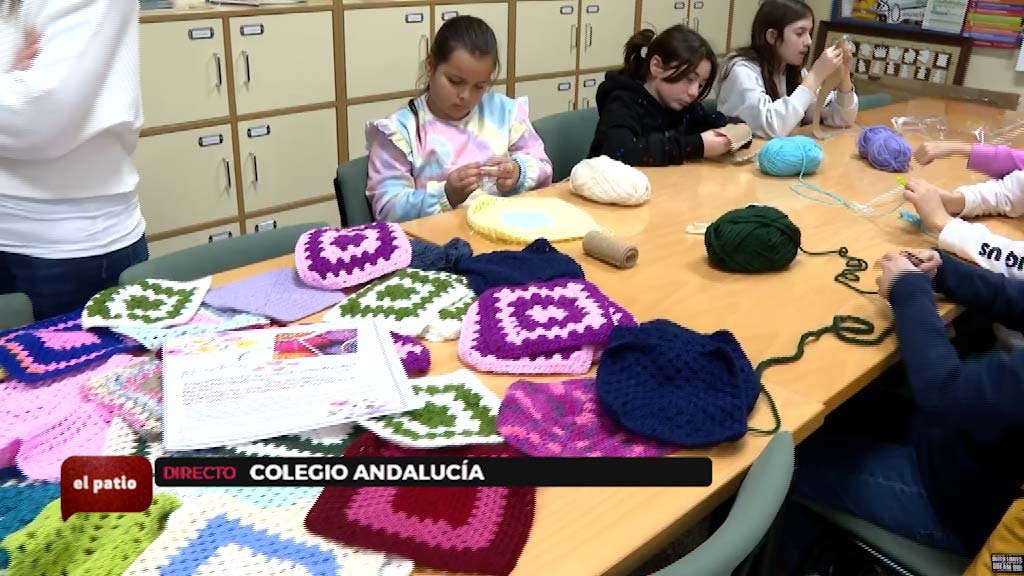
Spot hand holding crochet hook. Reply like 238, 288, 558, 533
874, 249, 942, 300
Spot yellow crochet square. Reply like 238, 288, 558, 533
466, 195, 601, 244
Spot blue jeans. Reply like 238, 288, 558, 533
0, 235, 149, 321
792, 427, 967, 554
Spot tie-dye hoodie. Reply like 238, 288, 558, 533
365, 92, 553, 223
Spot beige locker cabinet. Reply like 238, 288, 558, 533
690, 0, 731, 54
639, 0, 689, 33
248, 200, 342, 234
515, 1, 579, 77
346, 97, 409, 160
230, 12, 336, 115
134, 125, 239, 235
515, 76, 576, 121
577, 72, 604, 109
237, 108, 339, 212
148, 223, 242, 258
435, 3, 510, 80
345, 7, 430, 99
579, 0, 636, 70
731, 0, 758, 51
139, 20, 229, 128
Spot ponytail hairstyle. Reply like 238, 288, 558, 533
407, 15, 500, 146
723, 0, 814, 100
620, 25, 717, 102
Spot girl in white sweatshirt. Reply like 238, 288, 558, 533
904, 144, 1024, 279
717, 0, 859, 139
0, 0, 147, 320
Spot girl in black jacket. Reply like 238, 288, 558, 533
588, 25, 743, 167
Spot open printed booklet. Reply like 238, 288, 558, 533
161, 321, 421, 450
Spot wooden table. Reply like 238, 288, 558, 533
403, 98, 1024, 412
212, 98, 1023, 576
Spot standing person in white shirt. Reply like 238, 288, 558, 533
717, 0, 859, 139
0, 0, 148, 320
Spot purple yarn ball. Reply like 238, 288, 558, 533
857, 125, 912, 172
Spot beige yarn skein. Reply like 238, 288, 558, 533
569, 156, 651, 206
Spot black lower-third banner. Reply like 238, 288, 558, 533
154, 457, 712, 487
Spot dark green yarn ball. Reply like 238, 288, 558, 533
704, 205, 802, 273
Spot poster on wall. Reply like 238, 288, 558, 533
835, 0, 969, 33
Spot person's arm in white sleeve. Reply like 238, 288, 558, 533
958, 170, 1024, 218
0, 0, 134, 160
717, 61, 815, 139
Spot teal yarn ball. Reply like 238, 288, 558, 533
757, 136, 823, 176
704, 205, 802, 273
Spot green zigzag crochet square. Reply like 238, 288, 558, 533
438, 292, 475, 321
85, 280, 198, 324
371, 382, 497, 441
335, 269, 458, 321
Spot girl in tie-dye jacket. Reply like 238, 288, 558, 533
365, 15, 552, 223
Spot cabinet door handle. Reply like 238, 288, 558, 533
570, 24, 577, 51
214, 53, 223, 87
586, 23, 593, 48
249, 152, 259, 183
241, 50, 251, 85
693, 17, 699, 32
582, 97, 590, 108
223, 158, 232, 190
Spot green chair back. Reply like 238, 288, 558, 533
533, 107, 600, 182
652, 432, 795, 576
119, 222, 327, 285
0, 292, 34, 330
334, 155, 374, 227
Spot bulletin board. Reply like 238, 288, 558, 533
814, 20, 973, 86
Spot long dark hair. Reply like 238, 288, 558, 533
723, 0, 814, 100
407, 15, 499, 146
620, 25, 717, 102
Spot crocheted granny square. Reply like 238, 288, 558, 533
305, 433, 533, 576
1, 494, 180, 576
390, 333, 430, 376
595, 320, 761, 447
203, 267, 349, 323
83, 357, 163, 436
0, 481, 60, 569
477, 279, 619, 358
1, 355, 137, 480
135, 423, 359, 463
123, 494, 412, 576
498, 379, 678, 457
422, 292, 475, 342
467, 195, 601, 244
110, 306, 269, 351
359, 369, 502, 448
295, 223, 413, 290
458, 300, 596, 375
323, 269, 471, 336
0, 310, 139, 384
82, 277, 212, 329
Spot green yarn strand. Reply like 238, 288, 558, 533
747, 383, 782, 436
799, 246, 878, 295
755, 315, 895, 382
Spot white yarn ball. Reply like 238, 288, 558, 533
569, 156, 651, 206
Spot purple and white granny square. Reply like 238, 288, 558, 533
476, 279, 618, 358
294, 223, 412, 290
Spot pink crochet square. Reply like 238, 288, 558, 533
0, 355, 134, 480
295, 223, 412, 290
